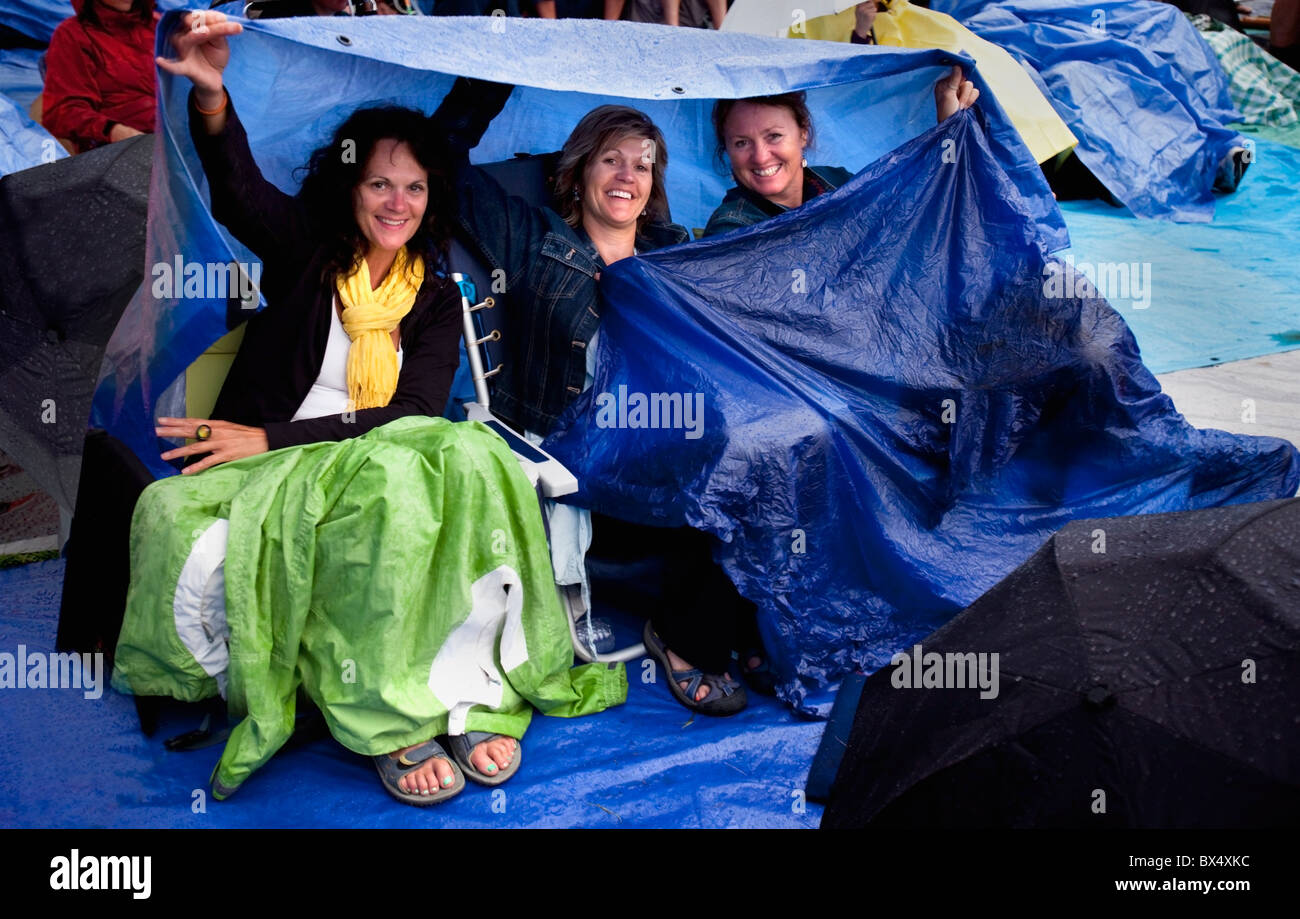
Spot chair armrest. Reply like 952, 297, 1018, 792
465, 402, 578, 498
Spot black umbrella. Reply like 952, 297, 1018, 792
0, 134, 151, 516
821, 497, 1300, 828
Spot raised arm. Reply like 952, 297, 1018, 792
160, 11, 308, 264
935, 65, 979, 123
429, 77, 554, 294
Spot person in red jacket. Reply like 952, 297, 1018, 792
42, 0, 158, 151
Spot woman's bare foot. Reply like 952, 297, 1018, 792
389, 742, 457, 796
643, 621, 747, 715
467, 735, 518, 779
665, 647, 716, 702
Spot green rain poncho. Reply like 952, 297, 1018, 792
112, 418, 626, 797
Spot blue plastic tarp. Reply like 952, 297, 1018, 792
541, 108, 1300, 713
92, 13, 1064, 480
931, 0, 1245, 221
0, 559, 824, 828
0, 91, 67, 178
1061, 138, 1300, 373
0, 47, 45, 115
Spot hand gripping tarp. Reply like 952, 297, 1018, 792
540, 108, 1300, 715
91, 14, 1065, 477
112, 418, 627, 798
929, 0, 1245, 221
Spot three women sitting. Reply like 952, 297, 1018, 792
146, 10, 980, 811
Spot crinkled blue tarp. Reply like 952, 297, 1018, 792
0, 48, 46, 115
0, 92, 67, 177
931, 0, 1244, 221
92, 13, 1065, 479
541, 108, 1300, 714
0, 0, 190, 44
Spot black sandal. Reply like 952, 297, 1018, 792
643, 621, 747, 716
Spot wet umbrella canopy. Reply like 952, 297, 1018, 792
822, 497, 1300, 828
0, 134, 151, 517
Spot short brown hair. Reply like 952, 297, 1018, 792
553, 105, 671, 231
712, 92, 815, 171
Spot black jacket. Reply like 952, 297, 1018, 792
191, 93, 463, 451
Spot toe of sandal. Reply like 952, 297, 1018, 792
373, 738, 464, 806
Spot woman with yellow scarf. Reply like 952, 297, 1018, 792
113, 11, 573, 807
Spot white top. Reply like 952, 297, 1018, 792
292, 297, 403, 421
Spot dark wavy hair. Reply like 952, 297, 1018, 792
711, 92, 815, 176
552, 105, 671, 232
296, 105, 455, 286
78, 0, 154, 28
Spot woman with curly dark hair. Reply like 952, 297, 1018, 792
155, 14, 462, 474
125, 10, 535, 807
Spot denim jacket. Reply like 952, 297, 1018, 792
431, 79, 691, 435
702, 164, 854, 237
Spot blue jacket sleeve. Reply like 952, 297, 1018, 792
429, 78, 554, 294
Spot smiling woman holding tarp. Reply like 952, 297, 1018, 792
109, 11, 626, 806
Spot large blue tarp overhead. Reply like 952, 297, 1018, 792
931, 0, 1245, 221
0, 91, 67, 177
542, 108, 1300, 713
92, 13, 1064, 480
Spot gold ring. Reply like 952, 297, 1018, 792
195, 424, 212, 441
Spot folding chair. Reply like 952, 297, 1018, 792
448, 154, 647, 665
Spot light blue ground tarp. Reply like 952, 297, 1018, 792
931, 0, 1245, 221
1061, 137, 1300, 373
92, 13, 1062, 480
0, 47, 45, 115
541, 109, 1300, 713
0, 91, 66, 177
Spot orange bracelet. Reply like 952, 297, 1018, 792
195, 91, 228, 117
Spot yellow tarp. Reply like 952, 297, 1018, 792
791, 0, 1076, 164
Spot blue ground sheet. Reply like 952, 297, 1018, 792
0, 560, 823, 828
1061, 138, 1300, 373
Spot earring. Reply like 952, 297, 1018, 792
573, 187, 581, 200
641, 208, 647, 217
801, 156, 808, 168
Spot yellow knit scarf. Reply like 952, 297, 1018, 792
335, 249, 425, 410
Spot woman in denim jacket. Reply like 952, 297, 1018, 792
431, 78, 689, 435
431, 80, 761, 716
